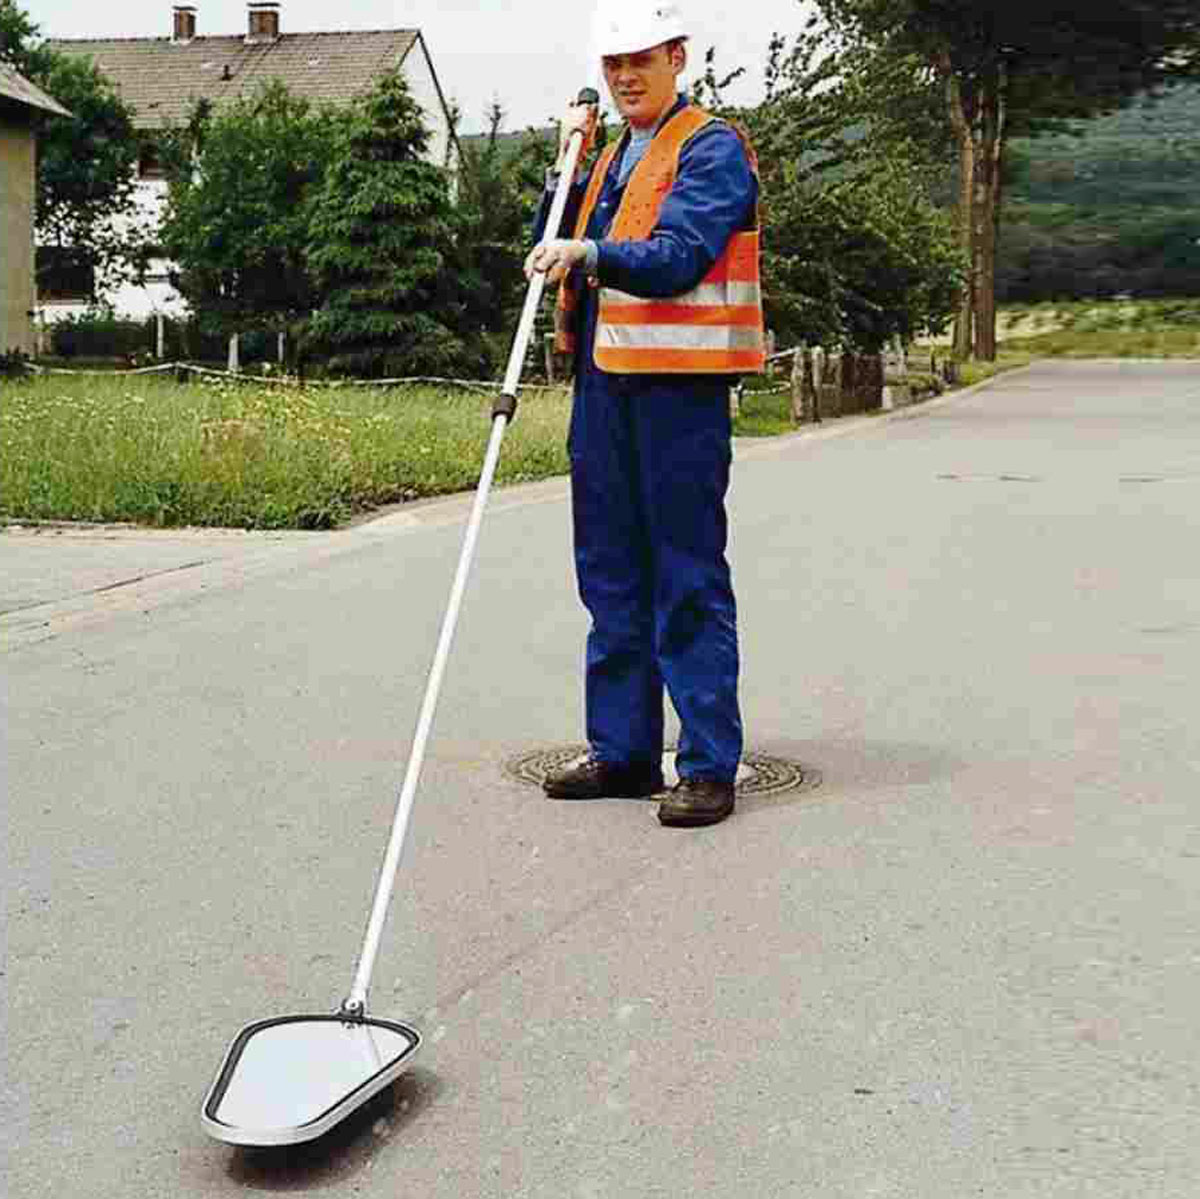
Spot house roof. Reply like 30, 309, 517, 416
0, 64, 72, 117
45, 29, 420, 130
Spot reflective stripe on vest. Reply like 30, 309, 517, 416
556, 105, 765, 376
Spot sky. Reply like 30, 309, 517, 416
25, 0, 812, 133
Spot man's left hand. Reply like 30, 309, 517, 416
525, 239, 589, 285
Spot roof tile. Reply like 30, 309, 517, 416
0, 63, 72, 117
45, 29, 419, 129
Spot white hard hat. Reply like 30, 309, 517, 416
594, 2, 689, 56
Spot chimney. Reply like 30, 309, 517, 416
246, 2, 280, 43
172, 5, 197, 43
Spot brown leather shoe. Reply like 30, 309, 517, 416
657, 778, 736, 827
543, 756, 664, 800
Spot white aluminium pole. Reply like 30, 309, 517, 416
342, 85, 601, 1019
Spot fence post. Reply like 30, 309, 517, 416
813, 346, 830, 417
156, 312, 165, 360
830, 350, 849, 417
822, 350, 844, 417
790, 346, 821, 425
227, 334, 239, 373
882, 340, 910, 410
862, 354, 884, 410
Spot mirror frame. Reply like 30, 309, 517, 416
201, 1013, 422, 1146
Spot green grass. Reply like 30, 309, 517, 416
996, 297, 1200, 356
1002, 328, 1200, 357
9, 301, 1187, 531
732, 380, 795, 437
0, 375, 572, 530
957, 351, 1036, 385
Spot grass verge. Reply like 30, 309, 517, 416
957, 351, 1037, 385
1, 375, 571, 530
1000, 328, 1200, 358
0, 358, 1029, 529
997, 297, 1200, 357
732, 380, 796, 437
6, 298, 1189, 531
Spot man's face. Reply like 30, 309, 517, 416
602, 41, 685, 129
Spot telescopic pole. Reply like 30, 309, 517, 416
341, 85, 601, 1019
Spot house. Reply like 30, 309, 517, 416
0, 65, 70, 354
44, 2, 460, 320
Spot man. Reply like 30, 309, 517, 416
525, 1, 764, 828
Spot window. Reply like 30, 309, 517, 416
140, 248, 172, 286
138, 144, 166, 181
36, 248, 95, 303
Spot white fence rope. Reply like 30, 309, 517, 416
24, 344, 941, 394
32, 361, 181, 377
23, 360, 570, 393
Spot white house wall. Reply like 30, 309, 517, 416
44, 37, 460, 324
403, 35, 457, 178
38, 175, 186, 324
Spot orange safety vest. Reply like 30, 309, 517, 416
556, 105, 765, 375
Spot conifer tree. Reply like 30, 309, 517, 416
305, 70, 464, 377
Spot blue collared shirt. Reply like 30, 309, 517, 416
537, 95, 756, 297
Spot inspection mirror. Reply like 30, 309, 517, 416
201, 1014, 421, 1147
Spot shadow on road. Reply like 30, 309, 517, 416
745, 737, 966, 813
220, 1067, 441, 1190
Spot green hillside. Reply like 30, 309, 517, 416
998, 84, 1200, 301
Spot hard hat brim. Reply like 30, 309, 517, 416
597, 32, 689, 56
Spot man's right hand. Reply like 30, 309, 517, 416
557, 100, 598, 171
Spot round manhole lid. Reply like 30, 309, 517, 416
506, 745, 819, 799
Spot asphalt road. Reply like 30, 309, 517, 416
5, 360, 1199, 1197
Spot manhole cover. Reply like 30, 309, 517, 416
506, 745, 819, 799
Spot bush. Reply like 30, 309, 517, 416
158, 318, 227, 363
41, 314, 245, 365
50, 311, 151, 359
0, 349, 33, 378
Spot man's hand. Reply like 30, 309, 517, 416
557, 100, 598, 169
524, 239, 589, 285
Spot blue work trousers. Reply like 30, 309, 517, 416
536, 100, 752, 782
570, 369, 743, 783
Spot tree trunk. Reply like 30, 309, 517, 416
943, 67, 977, 362
973, 64, 1008, 362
